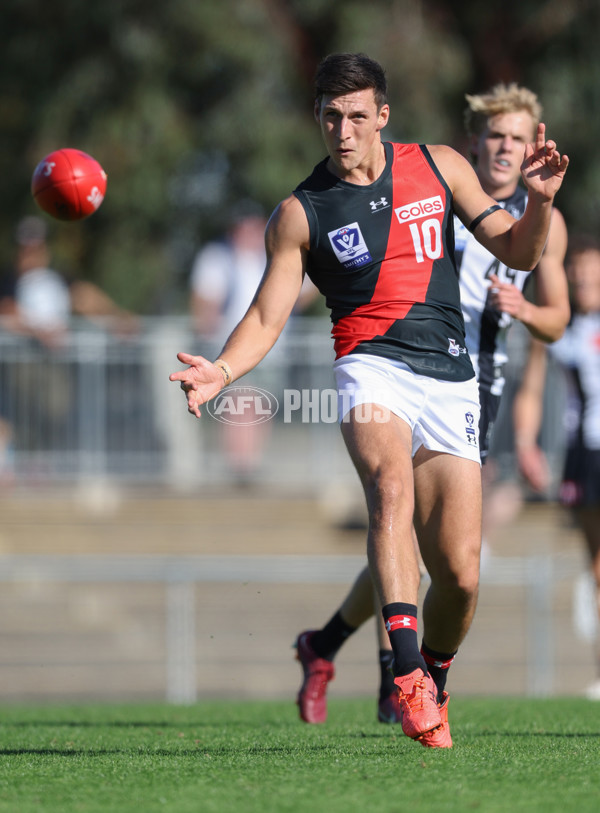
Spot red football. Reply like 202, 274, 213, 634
31, 148, 107, 221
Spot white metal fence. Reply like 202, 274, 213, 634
0, 315, 567, 494
0, 315, 357, 491
0, 550, 587, 702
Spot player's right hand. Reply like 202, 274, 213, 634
169, 352, 224, 417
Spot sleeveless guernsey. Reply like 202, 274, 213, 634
294, 142, 474, 382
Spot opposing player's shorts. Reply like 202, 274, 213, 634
559, 445, 600, 507
334, 353, 481, 464
478, 385, 501, 464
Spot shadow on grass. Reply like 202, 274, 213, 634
349, 728, 600, 740
0, 748, 216, 756
471, 730, 600, 738
0, 743, 353, 757
5, 720, 600, 737
3, 719, 281, 729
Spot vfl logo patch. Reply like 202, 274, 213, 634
465, 411, 478, 446
328, 222, 372, 269
447, 338, 466, 357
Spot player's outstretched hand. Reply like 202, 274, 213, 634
521, 122, 569, 201
169, 352, 224, 417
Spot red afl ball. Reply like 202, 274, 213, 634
31, 148, 107, 221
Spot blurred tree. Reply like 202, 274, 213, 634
437, 0, 600, 231
0, 0, 597, 313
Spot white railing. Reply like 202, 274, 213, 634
0, 316, 355, 492
0, 315, 567, 494
0, 551, 584, 702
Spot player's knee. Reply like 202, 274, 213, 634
365, 471, 413, 517
455, 568, 480, 604
435, 554, 480, 604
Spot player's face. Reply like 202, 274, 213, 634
472, 111, 536, 196
315, 89, 389, 179
567, 250, 600, 314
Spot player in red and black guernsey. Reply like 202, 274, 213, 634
293, 82, 570, 735
169, 54, 569, 748
294, 140, 474, 383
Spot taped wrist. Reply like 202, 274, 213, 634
213, 358, 233, 387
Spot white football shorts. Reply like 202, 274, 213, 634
333, 353, 481, 464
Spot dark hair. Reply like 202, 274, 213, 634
314, 53, 388, 110
566, 233, 600, 264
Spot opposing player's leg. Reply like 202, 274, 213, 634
375, 610, 402, 723
338, 565, 376, 628
294, 630, 335, 723
296, 561, 407, 723
294, 566, 374, 723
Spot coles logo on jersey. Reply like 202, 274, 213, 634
328, 222, 372, 269
395, 195, 443, 224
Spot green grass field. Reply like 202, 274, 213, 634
0, 697, 598, 812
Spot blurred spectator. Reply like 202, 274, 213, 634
191, 204, 318, 341
0, 215, 137, 462
189, 206, 269, 483
0, 216, 137, 347
514, 235, 600, 700
191, 207, 268, 343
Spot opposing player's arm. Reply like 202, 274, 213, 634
487, 207, 569, 342
520, 207, 570, 342
512, 338, 551, 492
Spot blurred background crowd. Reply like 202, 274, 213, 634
1, 0, 599, 704
1, 0, 599, 313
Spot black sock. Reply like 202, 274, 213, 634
382, 602, 427, 677
420, 641, 456, 702
378, 649, 396, 700
310, 611, 357, 661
